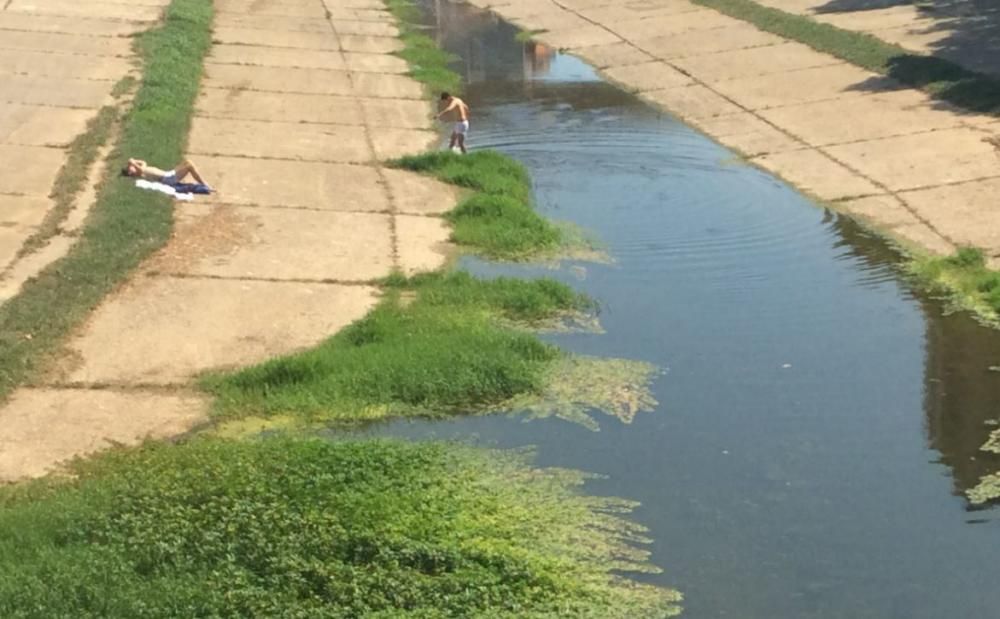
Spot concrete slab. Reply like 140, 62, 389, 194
579, 2, 703, 23
162, 205, 394, 281
671, 42, 842, 83
640, 84, 746, 121
382, 168, 462, 216
210, 14, 332, 32
0, 235, 74, 303
324, 7, 393, 22
361, 98, 432, 129
215, 0, 327, 17
0, 29, 132, 57
6, 0, 162, 22
0, 49, 132, 81
602, 60, 693, 92
824, 128, 1000, 192
331, 19, 398, 37
691, 112, 802, 157
605, 10, 736, 41
188, 117, 372, 163
0, 104, 96, 147
892, 222, 955, 255
396, 215, 452, 275
869, 24, 952, 55
197, 156, 388, 211
752, 148, 882, 200
540, 25, 623, 49
0, 388, 207, 482
343, 52, 409, 74
338, 34, 404, 54
0, 194, 50, 229
370, 128, 438, 160
209, 44, 347, 71
203, 63, 355, 96
901, 178, 1000, 252
350, 72, 426, 99
839, 194, 922, 229
196, 89, 364, 126
759, 89, 966, 146
639, 25, 784, 59
0, 145, 64, 195
0, 13, 143, 37
63, 277, 379, 384
813, 5, 932, 32
210, 27, 341, 51
2, 75, 113, 109
573, 42, 654, 69
712, 64, 902, 110
0, 228, 25, 273
509, 11, 591, 33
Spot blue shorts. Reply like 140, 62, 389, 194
160, 171, 178, 185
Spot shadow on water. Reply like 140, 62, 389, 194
342, 2, 1000, 617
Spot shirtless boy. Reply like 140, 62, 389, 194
121, 157, 210, 188
437, 92, 471, 154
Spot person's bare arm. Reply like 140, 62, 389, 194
437, 100, 458, 118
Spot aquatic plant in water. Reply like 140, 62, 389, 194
0, 438, 682, 617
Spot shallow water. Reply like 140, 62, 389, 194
352, 3, 1000, 617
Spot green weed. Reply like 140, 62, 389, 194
391, 151, 568, 260
0, 0, 213, 402
692, 0, 1000, 114
0, 437, 682, 617
386, 0, 463, 94
206, 271, 593, 421
908, 247, 1000, 322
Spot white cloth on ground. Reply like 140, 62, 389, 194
135, 179, 193, 201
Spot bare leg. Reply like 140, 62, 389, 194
172, 158, 207, 184
448, 132, 458, 151
457, 133, 467, 154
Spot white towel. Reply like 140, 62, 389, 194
135, 179, 193, 201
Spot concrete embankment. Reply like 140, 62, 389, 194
0, 0, 459, 481
469, 0, 1000, 263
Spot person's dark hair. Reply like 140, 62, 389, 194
440, 92, 451, 100
120, 164, 132, 177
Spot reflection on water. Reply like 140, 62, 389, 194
384, 2, 1000, 617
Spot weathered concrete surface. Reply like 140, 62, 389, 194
0, 0, 459, 481
469, 0, 999, 258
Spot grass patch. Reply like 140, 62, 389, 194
385, 0, 463, 94
206, 271, 593, 422
691, 0, 1000, 114
0, 437, 682, 617
907, 247, 1000, 323
0, 0, 213, 401
391, 151, 570, 260
515, 28, 549, 43
16, 105, 119, 258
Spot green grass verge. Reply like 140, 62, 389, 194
385, 0, 463, 94
0, 0, 213, 401
0, 437, 680, 617
908, 247, 1000, 323
391, 151, 569, 260
691, 0, 1000, 114
17, 105, 119, 258
206, 271, 592, 422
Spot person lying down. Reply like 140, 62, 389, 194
121, 157, 214, 194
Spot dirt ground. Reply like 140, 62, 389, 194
0, 0, 459, 481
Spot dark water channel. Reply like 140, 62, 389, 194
354, 3, 1000, 617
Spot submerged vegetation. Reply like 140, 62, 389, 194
392, 151, 573, 260
207, 271, 592, 421
907, 247, 1000, 324
0, 438, 681, 617
0, 0, 213, 402
691, 0, 1000, 114
385, 0, 463, 94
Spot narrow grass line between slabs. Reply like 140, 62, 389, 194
0, 0, 214, 403
691, 0, 1000, 115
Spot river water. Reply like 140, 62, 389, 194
353, 3, 1000, 617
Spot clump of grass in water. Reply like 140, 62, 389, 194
385, 0, 463, 94
0, 437, 683, 617
391, 151, 572, 260
908, 247, 1000, 324
205, 271, 593, 421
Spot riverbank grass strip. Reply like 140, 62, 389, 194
0, 438, 681, 617
206, 271, 592, 421
908, 247, 1000, 323
691, 0, 1000, 114
385, 0, 462, 94
392, 151, 568, 260
0, 0, 213, 401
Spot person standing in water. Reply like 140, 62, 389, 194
437, 92, 470, 154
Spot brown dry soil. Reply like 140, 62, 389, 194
0, 0, 461, 482
470, 0, 1000, 261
